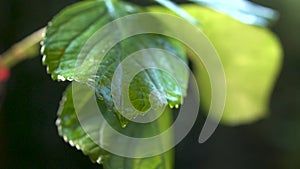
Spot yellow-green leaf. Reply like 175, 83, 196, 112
149, 5, 283, 125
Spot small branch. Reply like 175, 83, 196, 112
0, 27, 46, 68
154, 0, 200, 25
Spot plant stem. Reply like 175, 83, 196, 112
0, 27, 45, 68
154, 0, 200, 25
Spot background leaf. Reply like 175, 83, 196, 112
149, 5, 282, 125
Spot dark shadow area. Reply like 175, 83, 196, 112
0, 0, 299, 169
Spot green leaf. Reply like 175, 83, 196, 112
41, 0, 141, 81
57, 85, 174, 169
42, 0, 188, 121
44, 1, 188, 167
94, 34, 188, 121
149, 5, 282, 125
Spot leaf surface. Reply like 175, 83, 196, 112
43, 1, 189, 168
42, 0, 188, 120
57, 85, 174, 169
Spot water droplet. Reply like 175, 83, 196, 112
57, 75, 66, 81
42, 54, 46, 62
69, 140, 75, 146
115, 111, 129, 128
96, 157, 102, 164
119, 117, 128, 128
121, 123, 127, 128
55, 119, 61, 125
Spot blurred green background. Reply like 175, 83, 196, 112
0, 0, 299, 169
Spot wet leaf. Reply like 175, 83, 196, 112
57, 85, 174, 169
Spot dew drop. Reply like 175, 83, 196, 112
115, 111, 129, 128
63, 136, 68, 142
57, 75, 66, 81
66, 77, 73, 81
42, 54, 46, 62
121, 123, 127, 128
69, 140, 75, 147
55, 119, 61, 125
96, 157, 102, 164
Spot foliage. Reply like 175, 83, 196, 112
36, 0, 282, 168
42, 0, 186, 168
57, 85, 174, 168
